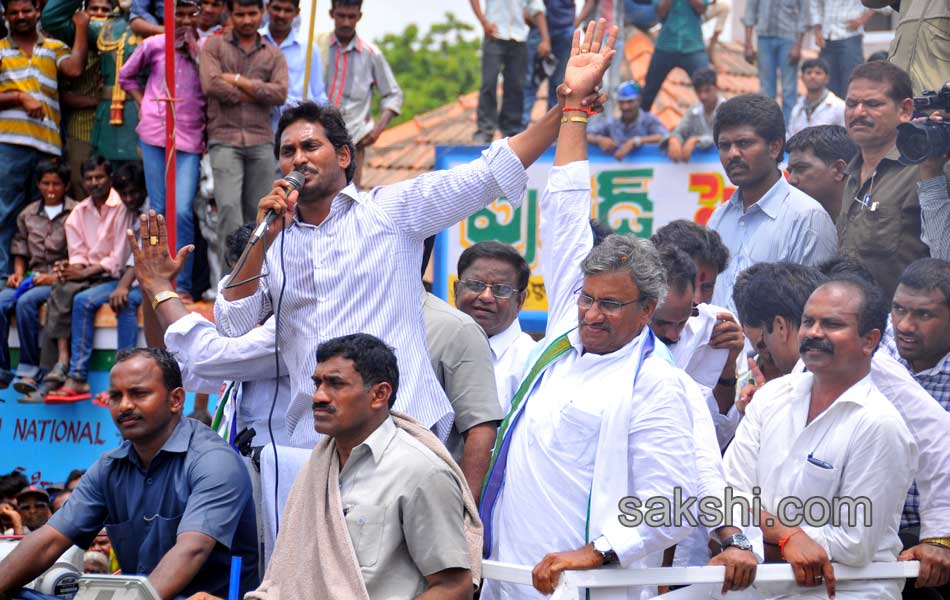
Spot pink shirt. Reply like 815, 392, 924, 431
64, 189, 131, 279
118, 34, 207, 154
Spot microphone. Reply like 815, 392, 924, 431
249, 171, 306, 245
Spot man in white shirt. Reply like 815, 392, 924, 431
734, 259, 950, 589
481, 32, 756, 598
724, 275, 918, 599
454, 240, 537, 414
470, 0, 550, 143
810, 0, 875, 98
707, 94, 837, 315
651, 244, 743, 449
787, 59, 846, 139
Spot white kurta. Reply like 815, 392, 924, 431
483, 161, 698, 600
723, 372, 917, 600
489, 318, 538, 415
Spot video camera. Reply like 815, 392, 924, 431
896, 82, 950, 164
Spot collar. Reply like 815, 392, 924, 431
791, 371, 876, 411
105, 417, 191, 463
34, 196, 78, 216
567, 325, 646, 358
330, 33, 362, 52
260, 25, 298, 48
81, 188, 123, 210
291, 183, 362, 228
229, 30, 262, 50
5, 32, 49, 50
905, 350, 950, 378
489, 318, 524, 359
353, 416, 397, 465
845, 145, 903, 177
729, 173, 787, 219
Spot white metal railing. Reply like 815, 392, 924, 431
481, 559, 921, 599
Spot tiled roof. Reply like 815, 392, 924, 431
363, 33, 812, 188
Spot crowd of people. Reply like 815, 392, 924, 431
0, 0, 949, 599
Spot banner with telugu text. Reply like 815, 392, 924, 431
432, 145, 734, 333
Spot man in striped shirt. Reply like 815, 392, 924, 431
0, 0, 88, 276
215, 19, 615, 453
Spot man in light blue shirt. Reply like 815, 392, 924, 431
260, 0, 328, 131
707, 94, 837, 313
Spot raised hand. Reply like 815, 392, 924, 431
126, 211, 194, 297
562, 18, 618, 103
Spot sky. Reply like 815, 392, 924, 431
299, 0, 482, 45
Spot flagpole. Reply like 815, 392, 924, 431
163, 0, 177, 254
302, 0, 317, 100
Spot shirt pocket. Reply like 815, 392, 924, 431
106, 512, 182, 574
846, 199, 902, 256
552, 402, 602, 464
344, 504, 386, 568
796, 460, 840, 503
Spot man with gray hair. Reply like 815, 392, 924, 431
479, 34, 756, 598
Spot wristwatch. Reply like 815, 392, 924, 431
593, 536, 619, 565
721, 533, 754, 552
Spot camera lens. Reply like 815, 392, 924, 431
897, 122, 934, 164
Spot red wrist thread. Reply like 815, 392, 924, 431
562, 105, 596, 116
778, 529, 804, 560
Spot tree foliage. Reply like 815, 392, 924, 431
375, 13, 482, 126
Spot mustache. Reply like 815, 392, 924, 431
581, 322, 610, 332
849, 118, 873, 128
727, 160, 748, 171
800, 337, 834, 355
116, 412, 142, 423
312, 402, 336, 413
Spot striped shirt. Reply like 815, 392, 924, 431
742, 0, 809, 39
214, 139, 528, 448
0, 34, 71, 155
809, 0, 867, 40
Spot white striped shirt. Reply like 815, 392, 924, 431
215, 139, 528, 448
809, 0, 867, 40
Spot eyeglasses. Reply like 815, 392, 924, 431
575, 288, 643, 315
457, 279, 522, 299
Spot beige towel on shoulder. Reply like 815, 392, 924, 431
245, 411, 483, 600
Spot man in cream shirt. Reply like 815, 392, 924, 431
724, 275, 918, 599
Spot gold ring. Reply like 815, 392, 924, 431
150, 236, 159, 246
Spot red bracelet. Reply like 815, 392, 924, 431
562, 105, 596, 116
778, 529, 804, 560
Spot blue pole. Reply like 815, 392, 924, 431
228, 556, 242, 600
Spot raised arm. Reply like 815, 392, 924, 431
372, 19, 617, 244
57, 12, 90, 78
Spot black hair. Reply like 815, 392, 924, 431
316, 333, 399, 407
735, 263, 828, 331
898, 258, 950, 308
658, 245, 697, 296
691, 67, 717, 91
225, 224, 254, 270
330, 0, 360, 8
114, 347, 184, 391
848, 60, 913, 103
0, 471, 29, 500
713, 93, 786, 150
590, 219, 615, 247
227, 0, 262, 10
457, 241, 530, 291
817, 255, 879, 288
268, 0, 298, 7
651, 219, 729, 274
786, 125, 858, 166
112, 161, 146, 194
824, 275, 889, 340
34, 157, 71, 188
1, 0, 39, 10
80, 155, 112, 177
800, 57, 830, 75
866, 50, 889, 63
421, 235, 435, 276
65, 469, 85, 487
275, 101, 356, 183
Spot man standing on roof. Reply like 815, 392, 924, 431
640, 0, 711, 113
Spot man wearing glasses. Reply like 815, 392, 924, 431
838, 60, 930, 300
454, 240, 537, 414
480, 31, 757, 597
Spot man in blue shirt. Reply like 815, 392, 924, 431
587, 80, 668, 160
0, 348, 259, 599
641, 0, 710, 111
260, 0, 328, 131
